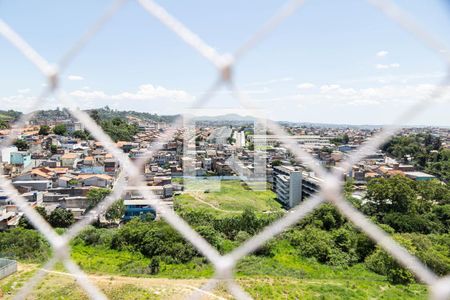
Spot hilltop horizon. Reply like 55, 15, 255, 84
7, 107, 449, 129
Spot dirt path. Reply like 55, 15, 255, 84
1, 264, 229, 300
40, 268, 227, 300
188, 192, 242, 214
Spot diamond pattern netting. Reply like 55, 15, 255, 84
1, 0, 450, 299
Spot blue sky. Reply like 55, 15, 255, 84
1, 0, 450, 125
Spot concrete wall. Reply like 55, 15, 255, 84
1, 146, 18, 164
0, 258, 17, 280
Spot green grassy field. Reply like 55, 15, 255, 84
0, 242, 428, 299
174, 180, 283, 216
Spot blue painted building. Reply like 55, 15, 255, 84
10, 151, 31, 167
123, 199, 156, 221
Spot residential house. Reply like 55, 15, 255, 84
61, 153, 79, 168
10, 151, 31, 167
77, 174, 113, 188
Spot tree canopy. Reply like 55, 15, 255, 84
53, 124, 68, 135
38, 125, 50, 135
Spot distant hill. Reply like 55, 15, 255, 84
86, 107, 178, 123
278, 121, 384, 130
192, 113, 257, 122
28, 107, 178, 124
30, 108, 70, 121
24, 108, 448, 129
0, 110, 22, 129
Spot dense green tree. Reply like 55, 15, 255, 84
382, 212, 439, 234
53, 124, 67, 135
72, 130, 88, 140
240, 208, 259, 234
50, 144, 58, 154
344, 178, 355, 199
99, 117, 139, 142
365, 235, 416, 284
342, 134, 349, 144
149, 257, 160, 274
433, 205, 450, 231
0, 119, 8, 129
364, 176, 417, 217
288, 226, 333, 263
271, 159, 282, 167
382, 134, 449, 181
105, 199, 125, 222
14, 139, 29, 151
235, 230, 251, 243
194, 225, 223, 251
363, 175, 450, 232
74, 226, 114, 246
38, 125, 50, 135
48, 207, 75, 228
299, 203, 345, 230
414, 179, 448, 210
90, 110, 101, 123
19, 206, 48, 229
111, 219, 197, 263
425, 149, 450, 182
87, 188, 111, 209
405, 233, 450, 276
331, 134, 350, 145
0, 228, 50, 261
365, 233, 450, 284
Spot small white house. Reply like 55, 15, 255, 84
1, 146, 18, 164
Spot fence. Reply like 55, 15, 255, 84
0, 0, 450, 299
0, 258, 17, 280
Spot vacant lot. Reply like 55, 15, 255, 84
174, 180, 283, 216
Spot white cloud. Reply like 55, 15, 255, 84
1, 94, 37, 111
319, 84, 341, 92
375, 63, 400, 70
70, 89, 107, 99
68, 75, 84, 81
376, 50, 389, 58
336, 72, 445, 85
266, 82, 448, 108
297, 83, 315, 89
246, 77, 293, 87
17, 88, 30, 94
70, 84, 194, 102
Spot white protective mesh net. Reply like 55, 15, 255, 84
1, 0, 450, 299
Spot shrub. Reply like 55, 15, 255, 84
288, 226, 333, 263
299, 204, 345, 230
194, 225, 223, 252
74, 226, 114, 246
0, 228, 50, 261
149, 257, 160, 274
405, 233, 450, 276
111, 219, 197, 263
382, 212, 440, 234
365, 235, 416, 284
